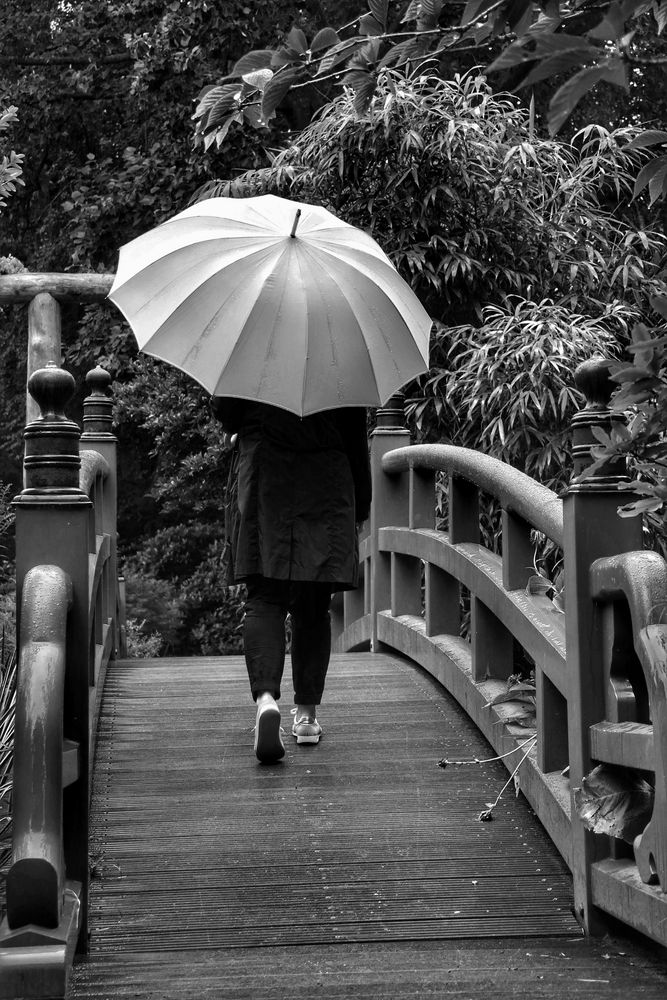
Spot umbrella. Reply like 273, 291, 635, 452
108, 194, 431, 416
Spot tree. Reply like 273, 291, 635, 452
0, 1, 322, 653
192, 1, 667, 200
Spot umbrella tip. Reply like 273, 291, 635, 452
290, 209, 301, 238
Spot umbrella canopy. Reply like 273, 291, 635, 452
108, 195, 431, 416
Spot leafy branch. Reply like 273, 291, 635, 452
191, 0, 667, 201
0, 106, 24, 211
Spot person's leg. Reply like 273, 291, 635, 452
244, 576, 289, 762
243, 576, 288, 701
289, 582, 332, 743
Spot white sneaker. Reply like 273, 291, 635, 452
254, 696, 285, 763
291, 708, 322, 744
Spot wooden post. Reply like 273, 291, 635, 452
409, 465, 435, 530
26, 292, 61, 424
471, 597, 514, 682
14, 363, 93, 953
391, 552, 422, 618
563, 357, 643, 934
81, 366, 119, 661
449, 477, 479, 543
424, 563, 460, 637
370, 394, 411, 651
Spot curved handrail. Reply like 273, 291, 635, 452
590, 550, 667, 631
590, 551, 667, 892
79, 449, 109, 496
382, 444, 564, 547
6, 565, 72, 929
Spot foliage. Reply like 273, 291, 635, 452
584, 292, 667, 551
0, 105, 23, 211
203, 72, 665, 332
0, 487, 15, 882
215, 71, 666, 547
0, 641, 15, 879
0, 485, 14, 591
0, 0, 314, 653
193, 0, 667, 199
125, 617, 163, 659
122, 570, 185, 655
411, 297, 628, 492
113, 356, 244, 654
2, 3, 666, 656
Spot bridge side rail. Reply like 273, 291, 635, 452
333, 361, 667, 948
0, 273, 120, 999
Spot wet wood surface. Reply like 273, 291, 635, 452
71, 653, 667, 998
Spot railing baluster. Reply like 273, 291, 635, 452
471, 597, 514, 682
536, 671, 569, 773
449, 477, 479, 543
391, 553, 422, 618
409, 465, 435, 529
424, 563, 460, 637
502, 509, 534, 590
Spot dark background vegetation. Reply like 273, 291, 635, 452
1, 0, 665, 654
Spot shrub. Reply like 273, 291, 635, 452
408, 297, 629, 494
122, 569, 186, 655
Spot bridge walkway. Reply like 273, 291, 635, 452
70, 652, 667, 999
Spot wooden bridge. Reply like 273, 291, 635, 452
1, 275, 667, 998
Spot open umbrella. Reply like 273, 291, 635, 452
108, 194, 431, 416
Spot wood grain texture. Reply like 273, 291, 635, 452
70, 653, 667, 998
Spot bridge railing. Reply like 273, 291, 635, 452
0, 274, 121, 998
332, 358, 667, 949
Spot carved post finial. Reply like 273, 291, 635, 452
574, 356, 615, 409
82, 365, 114, 439
28, 361, 75, 421
569, 356, 627, 488
18, 362, 87, 501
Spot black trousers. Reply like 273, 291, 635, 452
243, 576, 332, 704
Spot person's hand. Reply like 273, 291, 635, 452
223, 432, 238, 450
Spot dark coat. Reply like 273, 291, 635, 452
211, 399, 371, 590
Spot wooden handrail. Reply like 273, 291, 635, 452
79, 449, 109, 497
6, 565, 72, 930
382, 444, 564, 547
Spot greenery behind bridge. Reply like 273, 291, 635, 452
0, 1, 666, 656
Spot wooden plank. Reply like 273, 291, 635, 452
70, 937, 667, 999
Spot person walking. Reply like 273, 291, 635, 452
211, 397, 372, 764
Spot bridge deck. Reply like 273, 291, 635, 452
72, 653, 667, 998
